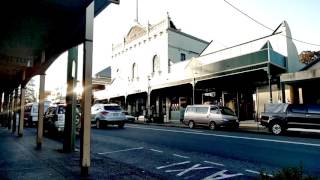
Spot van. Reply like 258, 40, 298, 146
183, 105, 239, 130
24, 101, 51, 127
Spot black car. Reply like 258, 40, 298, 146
260, 103, 320, 135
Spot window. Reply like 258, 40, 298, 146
152, 55, 160, 74
197, 107, 208, 114
104, 105, 121, 111
180, 53, 186, 61
132, 63, 137, 79
58, 106, 65, 114
308, 105, 320, 114
220, 107, 235, 116
290, 105, 306, 114
210, 106, 218, 114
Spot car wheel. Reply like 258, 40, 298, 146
96, 119, 100, 129
118, 123, 125, 128
270, 122, 283, 135
188, 121, 195, 129
209, 121, 216, 130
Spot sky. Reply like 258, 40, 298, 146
43, 0, 320, 91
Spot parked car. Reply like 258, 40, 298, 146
91, 103, 126, 128
183, 105, 239, 130
123, 111, 136, 122
260, 103, 320, 135
24, 101, 51, 127
43, 104, 80, 134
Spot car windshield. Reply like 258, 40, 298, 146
104, 105, 121, 111
220, 107, 235, 116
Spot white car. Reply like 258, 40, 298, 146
91, 104, 126, 128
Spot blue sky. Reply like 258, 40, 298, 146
44, 0, 320, 91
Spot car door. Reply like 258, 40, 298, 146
209, 106, 220, 123
306, 105, 320, 129
196, 107, 209, 125
286, 104, 307, 128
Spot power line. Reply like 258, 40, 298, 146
223, 0, 320, 47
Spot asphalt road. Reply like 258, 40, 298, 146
84, 124, 320, 179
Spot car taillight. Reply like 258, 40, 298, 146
100, 111, 109, 116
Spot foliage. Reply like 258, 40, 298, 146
25, 78, 37, 103
260, 164, 318, 180
299, 51, 320, 64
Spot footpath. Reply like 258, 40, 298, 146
0, 128, 164, 180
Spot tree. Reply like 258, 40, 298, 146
25, 78, 37, 103
299, 50, 320, 64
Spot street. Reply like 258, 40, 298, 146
83, 124, 320, 179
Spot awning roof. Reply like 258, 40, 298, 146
280, 68, 320, 83
0, 0, 119, 90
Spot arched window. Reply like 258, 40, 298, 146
132, 63, 137, 80
152, 55, 160, 74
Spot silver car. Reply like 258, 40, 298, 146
91, 103, 126, 128
183, 105, 239, 130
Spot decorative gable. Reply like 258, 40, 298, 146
125, 25, 147, 44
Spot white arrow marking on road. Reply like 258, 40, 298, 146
165, 164, 214, 176
156, 161, 191, 170
149, 149, 163, 153
204, 161, 225, 167
173, 154, 190, 159
202, 170, 243, 180
126, 125, 320, 147
97, 147, 144, 155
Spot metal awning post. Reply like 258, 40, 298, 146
80, 1, 94, 176
64, 46, 78, 153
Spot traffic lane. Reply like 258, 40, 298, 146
96, 147, 250, 179
91, 124, 320, 175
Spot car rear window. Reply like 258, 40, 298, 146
104, 106, 121, 111
220, 107, 235, 116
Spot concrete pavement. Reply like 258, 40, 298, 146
0, 127, 164, 180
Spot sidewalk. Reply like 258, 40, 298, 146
0, 128, 163, 180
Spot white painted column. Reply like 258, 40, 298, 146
80, 1, 94, 176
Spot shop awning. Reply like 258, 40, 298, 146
0, 0, 119, 90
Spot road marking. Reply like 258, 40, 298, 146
204, 161, 224, 167
149, 149, 163, 153
156, 161, 191, 169
127, 124, 204, 133
165, 164, 214, 176
245, 169, 273, 177
245, 169, 260, 174
97, 147, 144, 155
126, 125, 320, 147
203, 170, 243, 180
288, 128, 320, 133
173, 154, 190, 159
